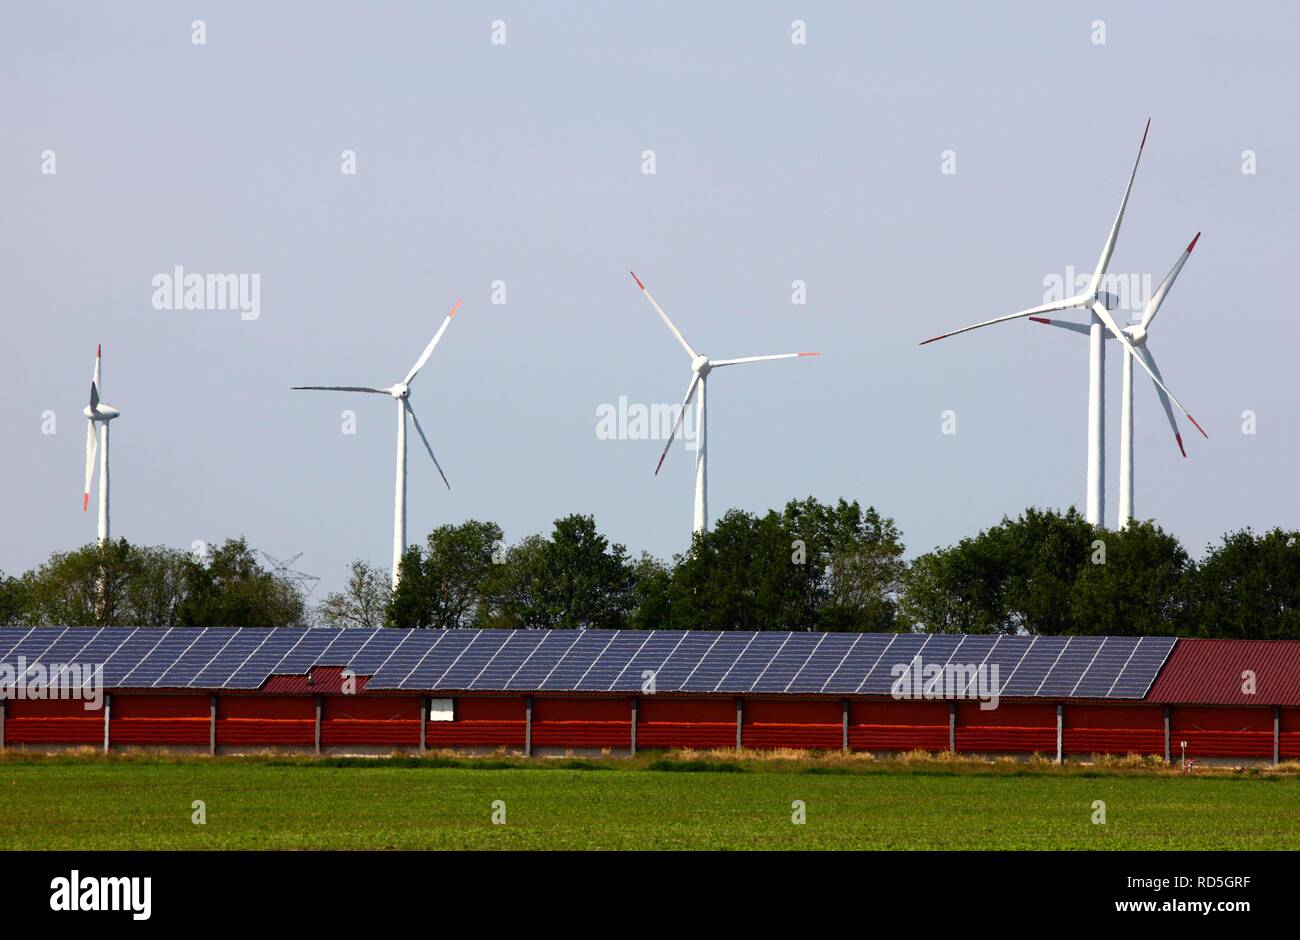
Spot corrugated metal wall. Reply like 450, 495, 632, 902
2, 693, 1296, 760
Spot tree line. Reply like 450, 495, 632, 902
3, 500, 1298, 639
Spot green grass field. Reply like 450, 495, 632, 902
3, 752, 1297, 850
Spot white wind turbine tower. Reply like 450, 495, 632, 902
1030, 233, 1201, 528
919, 119, 1206, 527
83, 345, 120, 545
293, 300, 460, 588
630, 272, 819, 535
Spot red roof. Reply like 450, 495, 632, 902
1147, 639, 1300, 706
260, 666, 370, 695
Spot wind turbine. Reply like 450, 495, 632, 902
630, 271, 819, 535
919, 119, 1206, 527
1030, 233, 1201, 528
82, 345, 119, 545
293, 300, 459, 588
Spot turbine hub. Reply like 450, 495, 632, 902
691, 354, 711, 376
84, 404, 120, 420
1125, 325, 1148, 347
389, 383, 410, 399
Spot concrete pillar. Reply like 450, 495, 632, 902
314, 695, 322, 755
948, 701, 956, 754
419, 697, 427, 753
209, 695, 217, 756
1164, 706, 1171, 763
524, 697, 533, 757
841, 699, 849, 752
1274, 707, 1284, 769
735, 698, 743, 752
630, 698, 638, 756
103, 694, 112, 753
1055, 704, 1063, 765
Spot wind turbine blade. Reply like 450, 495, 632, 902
404, 299, 461, 385
407, 402, 450, 490
630, 272, 697, 359
1087, 118, 1150, 297
654, 373, 701, 475
1091, 301, 1207, 439
919, 296, 1088, 345
83, 420, 97, 510
1138, 344, 1186, 457
1140, 232, 1199, 330
1027, 317, 1093, 336
291, 386, 389, 394
89, 344, 101, 410
711, 352, 820, 367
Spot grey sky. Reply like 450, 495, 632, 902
3, 2, 1297, 598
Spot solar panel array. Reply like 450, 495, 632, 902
0, 627, 1178, 700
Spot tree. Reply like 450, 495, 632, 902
627, 553, 673, 630
0, 570, 22, 626
899, 507, 1099, 634
319, 560, 391, 629
482, 515, 636, 629
388, 521, 504, 629
17, 540, 142, 626
781, 497, 907, 631
1189, 528, 1300, 640
176, 538, 305, 628
1069, 520, 1191, 636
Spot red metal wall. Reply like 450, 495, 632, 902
742, 699, 842, 749
425, 697, 524, 748
850, 700, 948, 752
322, 696, 419, 747
218, 695, 315, 746
956, 702, 1056, 754
2, 693, 1294, 760
110, 695, 209, 746
1063, 704, 1164, 755
638, 697, 734, 749
2, 697, 102, 744
1171, 706, 1275, 759
532, 697, 630, 748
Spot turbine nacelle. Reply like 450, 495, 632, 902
691, 354, 712, 376
84, 404, 120, 421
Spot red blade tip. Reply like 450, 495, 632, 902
919, 334, 947, 346
798, 352, 820, 357
96, 344, 101, 357
1186, 232, 1201, 253
629, 271, 645, 290
83, 493, 90, 511
654, 454, 666, 475
1028, 317, 1051, 324
449, 299, 461, 318
1188, 416, 1208, 439
1140, 118, 1150, 149
1175, 433, 1186, 458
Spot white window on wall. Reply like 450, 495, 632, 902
429, 698, 454, 722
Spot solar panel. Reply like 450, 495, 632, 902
505, 631, 583, 690
1036, 636, 1105, 697
366, 630, 443, 688
539, 630, 617, 691
999, 636, 1068, 696
859, 633, 926, 694
0, 627, 1183, 700
608, 630, 687, 692
192, 630, 268, 687
440, 631, 515, 690
400, 630, 476, 689
1108, 636, 1177, 698
653, 632, 722, 693
1071, 636, 1139, 698
225, 629, 306, 689
574, 631, 653, 691
821, 633, 892, 693
715, 632, 787, 693
464, 631, 547, 690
